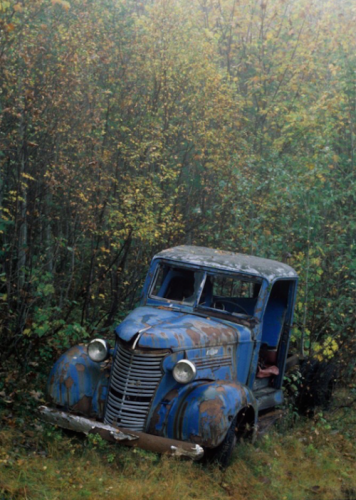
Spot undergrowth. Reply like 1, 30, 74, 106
0, 367, 355, 500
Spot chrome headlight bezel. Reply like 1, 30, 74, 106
88, 338, 109, 363
173, 359, 197, 384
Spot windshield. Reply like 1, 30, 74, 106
149, 262, 262, 316
150, 263, 205, 305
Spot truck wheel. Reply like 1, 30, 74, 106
295, 358, 336, 416
207, 415, 237, 468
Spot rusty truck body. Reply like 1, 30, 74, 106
40, 245, 298, 466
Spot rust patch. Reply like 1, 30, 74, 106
75, 363, 85, 372
64, 377, 74, 389
200, 398, 223, 419
72, 395, 92, 415
189, 434, 204, 445
186, 328, 201, 345
69, 346, 81, 355
148, 389, 179, 435
162, 388, 179, 403
199, 397, 227, 447
200, 326, 217, 336
148, 410, 161, 435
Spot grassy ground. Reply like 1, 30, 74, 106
0, 372, 355, 500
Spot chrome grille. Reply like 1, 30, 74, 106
104, 343, 165, 431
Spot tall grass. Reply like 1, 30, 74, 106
1, 393, 355, 500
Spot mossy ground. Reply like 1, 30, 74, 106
1, 368, 355, 500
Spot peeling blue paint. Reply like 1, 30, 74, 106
47, 345, 110, 419
45, 246, 298, 456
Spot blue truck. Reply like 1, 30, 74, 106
40, 245, 298, 466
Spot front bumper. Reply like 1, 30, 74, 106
39, 406, 204, 460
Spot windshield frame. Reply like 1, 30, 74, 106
146, 259, 264, 319
148, 261, 205, 307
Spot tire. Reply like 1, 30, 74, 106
295, 358, 336, 416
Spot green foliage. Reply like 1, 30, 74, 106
87, 433, 108, 450
0, 0, 355, 377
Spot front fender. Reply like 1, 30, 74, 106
148, 381, 257, 448
47, 345, 110, 419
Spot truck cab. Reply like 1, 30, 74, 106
41, 246, 298, 466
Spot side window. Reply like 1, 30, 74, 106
212, 275, 257, 299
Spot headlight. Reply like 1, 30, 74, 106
88, 338, 109, 362
173, 360, 196, 384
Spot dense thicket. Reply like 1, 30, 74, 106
0, 0, 355, 372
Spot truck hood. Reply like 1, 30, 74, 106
115, 306, 251, 351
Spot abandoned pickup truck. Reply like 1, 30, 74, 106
40, 246, 298, 466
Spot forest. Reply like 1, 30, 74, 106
0, 0, 355, 498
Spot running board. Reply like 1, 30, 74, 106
253, 388, 284, 411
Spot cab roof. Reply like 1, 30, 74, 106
154, 245, 298, 282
